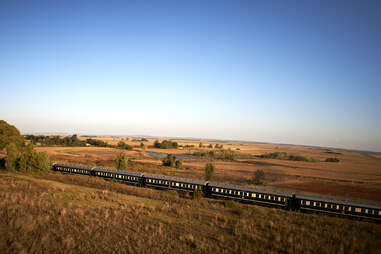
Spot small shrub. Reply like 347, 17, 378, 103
205, 163, 215, 181
175, 160, 182, 169
162, 154, 176, 167
325, 157, 340, 162
115, 153, 127, 170
258, 152, 317, 162
117, 141, 133, 150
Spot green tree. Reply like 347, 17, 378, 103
35, 152, 51, 171
5, 142, 19, 171
115, 152, 127, 170
162, 154, 176, 167
205, 163, 215, 181
0, 120, 24, 150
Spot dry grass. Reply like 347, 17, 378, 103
35, 139, 381, 203
0, 171, 380, 253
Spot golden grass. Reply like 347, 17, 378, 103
0, 171, 380, 253
35, 139, 381, 203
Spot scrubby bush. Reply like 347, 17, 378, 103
192, 149, 240, 160
258, 152, 317, 162
162, 154, 175, 167
325, 157, 340, 162
117, 141, 133, 150
175, 159, 182, 169
115, 152, 127, 170
154, 140, 178, 149
205, 163, 215, 181
162, 154, 181, 168
87, 138, 110, 147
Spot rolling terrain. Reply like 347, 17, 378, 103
0, 171, 380, 253
34, 137, 381, 203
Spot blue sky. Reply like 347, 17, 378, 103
1, 0, 380, 152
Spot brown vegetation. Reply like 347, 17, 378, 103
0, 171, 380, 253
35, 139, 381, 203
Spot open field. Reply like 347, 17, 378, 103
35, 137, 381, 203
0, 171, 380, 253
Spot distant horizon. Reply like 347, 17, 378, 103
20, 128, 381, 154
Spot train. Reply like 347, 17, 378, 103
52, 163, 381, 222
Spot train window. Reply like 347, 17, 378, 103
246, 192, 249, 197
378, 210, 381, 216
229, 190, 232, 194
348, 207, 351, 212
237, 192, 240, 195
278, 197, 281, 201
251, 193, 255, 198
365, 209, 368, 214
259, 194, 261, 198
313, 202, 316, 206
176, 183, 179, 187
354, 207, 361, 213
306, 201, 310, 206
336, 205, 340, 210
216, 188, 219, 192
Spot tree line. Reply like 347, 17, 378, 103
25, 134, 134, 151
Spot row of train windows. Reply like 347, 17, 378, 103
301, 200, 381, 215
95, 172, 137, 181
116, 174, 137, 181
147, 179, 200, 190
60, 168, 87, 174
172, 182, 200, 190
212, 188, 286, 202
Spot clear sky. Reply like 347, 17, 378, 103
1, 0, 380, 152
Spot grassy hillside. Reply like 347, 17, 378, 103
0, 171, 380, 253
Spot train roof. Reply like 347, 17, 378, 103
53, 163, 94, 170
93, 167, 143, 177
207, 181, 294, 197
295, 193, 381, 209
142, 173, 207, 185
